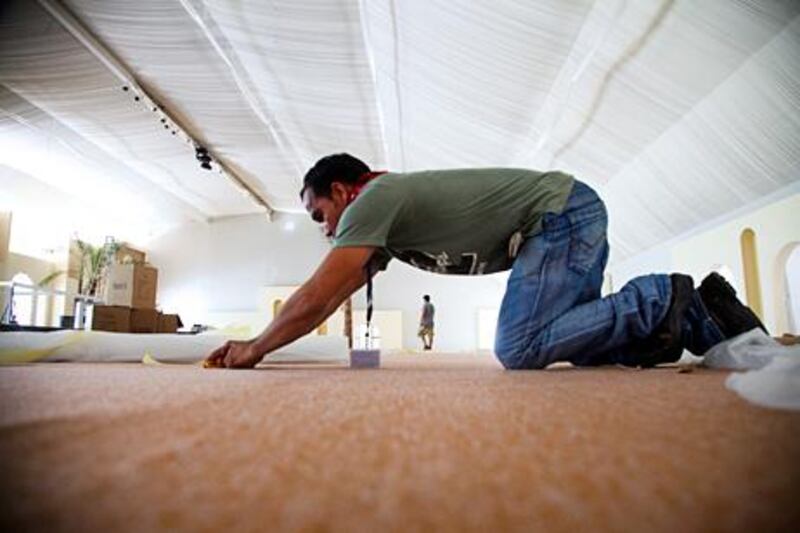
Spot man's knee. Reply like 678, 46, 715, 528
494, 343, 548, 370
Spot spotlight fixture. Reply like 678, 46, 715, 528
195, 145, 213, 171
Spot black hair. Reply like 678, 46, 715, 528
423, 295, 430, 302
300, 153, 370, 198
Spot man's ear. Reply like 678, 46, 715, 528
330, 181, 350, 203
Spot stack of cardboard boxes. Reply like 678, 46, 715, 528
91, 245, 181, 333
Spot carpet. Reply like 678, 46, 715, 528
1, 354, 798, 532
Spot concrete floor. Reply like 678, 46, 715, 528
1, 354, 799, 532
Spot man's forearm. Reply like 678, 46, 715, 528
245, 246, 374, 359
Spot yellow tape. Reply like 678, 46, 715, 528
141, 352, 165, 366
141, 352, 204, 367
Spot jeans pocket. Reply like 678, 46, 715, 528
567, 218, 607, 275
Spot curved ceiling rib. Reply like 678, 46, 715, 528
550, 0, 675, 166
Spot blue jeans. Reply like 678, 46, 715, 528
494, 181, 725, 369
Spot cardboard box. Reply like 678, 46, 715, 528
130, 308, 159, 333
157, 313, 182, 333
116, 243, 146, 265
92, 305, 130, 333
103, 264, 158, 309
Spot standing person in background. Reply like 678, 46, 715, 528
418, 294, 436, 351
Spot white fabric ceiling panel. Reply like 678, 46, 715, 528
604, 15, 800, 257
362, 0, 595, 169
196, 0, 385, 171
525, 0, 800, 180
0, 0, 261, 218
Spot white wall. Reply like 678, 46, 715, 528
606, 245, 673, 293
356, 263, 508, 352
147, 212, 330, 328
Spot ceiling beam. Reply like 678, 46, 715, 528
36, 0, 275, 219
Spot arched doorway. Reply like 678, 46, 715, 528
10, 272, 34, 325
740, 228, 764, 320
774, 242, 800, 334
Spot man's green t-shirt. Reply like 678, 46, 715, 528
333, 168, 575, 275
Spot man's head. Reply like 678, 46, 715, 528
300, 153, 370, 239
423, 295, 431, 302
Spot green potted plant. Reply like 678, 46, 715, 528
76, 239, 119, 297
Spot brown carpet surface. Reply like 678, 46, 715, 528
1, 354, 799, 532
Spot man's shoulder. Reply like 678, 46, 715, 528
356, 172, 408, 199
393, 167, 544, 178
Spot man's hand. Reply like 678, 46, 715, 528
204, 339, 262, 369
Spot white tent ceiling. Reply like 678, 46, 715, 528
1, 0, 799, 259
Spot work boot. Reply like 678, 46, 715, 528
621, 274, 694, 368
697, 272, 767, 337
